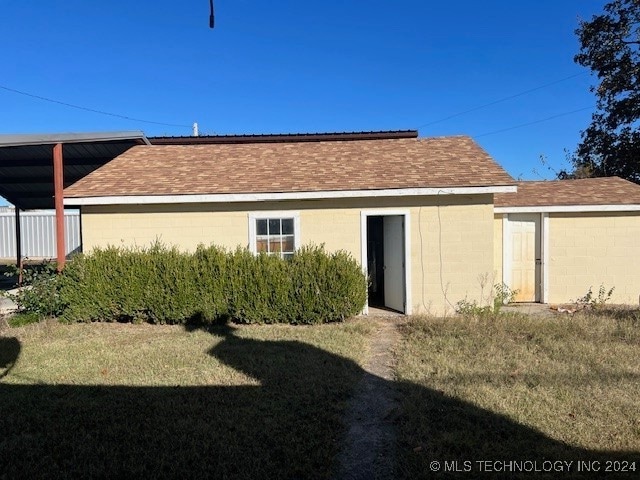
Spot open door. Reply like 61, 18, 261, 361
383, 216, 405, 312
366, 214, 406, 313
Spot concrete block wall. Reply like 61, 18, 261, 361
548, 212, 640, 305
410, 197, 495, 315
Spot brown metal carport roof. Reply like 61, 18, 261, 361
0, 131, 149, 210
0, 131, 150, 268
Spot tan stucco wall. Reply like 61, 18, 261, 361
548, 212, 640, 304
80, 194, 496, 316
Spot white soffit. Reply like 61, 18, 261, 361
65, 185, 517, 206
495, 204, 640, 213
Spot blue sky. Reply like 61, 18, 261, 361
1, 1, 607, 205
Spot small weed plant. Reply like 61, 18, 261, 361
455, 298, 493, 318
456, 282, 519, 318
493, 282, 519, 312
575, 284, 615, 310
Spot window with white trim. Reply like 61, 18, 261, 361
249, 213, 300, 260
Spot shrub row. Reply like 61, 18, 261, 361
2, 261, 65, 319
58, 243, 367, 325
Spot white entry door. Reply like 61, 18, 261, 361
509, 214, 541, 302
383, 216, 405, 312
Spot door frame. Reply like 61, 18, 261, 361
360, 210, 412, 314
502, 213, 549, 303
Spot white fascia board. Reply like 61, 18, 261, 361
0, 131, 148, 147
495, 204, 640, 213
64, 185, 517, 206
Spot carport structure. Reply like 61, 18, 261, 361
3, 130, 421, 270
0, 132, 150, 269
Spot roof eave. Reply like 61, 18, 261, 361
495, 204, 640, 213
0, 131, 150, 147
65, 185, 517, 206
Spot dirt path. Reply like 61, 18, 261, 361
334, 317, 404, 480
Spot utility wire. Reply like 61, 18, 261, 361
0, 84, 192, 129
473, 105, 594, 138
416, 72, 587, 129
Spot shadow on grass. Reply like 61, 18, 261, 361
0, 324, 638, 479
397, 382, 640, 479
0, 323, 363, 479
0, 336, 20, 379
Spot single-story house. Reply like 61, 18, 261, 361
494, 177, 640, 305
61, 130, 640, 315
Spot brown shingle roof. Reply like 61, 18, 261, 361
64, 136, 514, 198
494, 177, 640, 207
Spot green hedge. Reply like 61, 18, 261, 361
289, 246, 368, 324
59, 243, 366, 325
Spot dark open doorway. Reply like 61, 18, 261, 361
366, 215, 406, 313
367, 216, 385, 307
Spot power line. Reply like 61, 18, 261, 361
473, 106, 594, 138
0, 84, 192, 129
416, 72, 588, 129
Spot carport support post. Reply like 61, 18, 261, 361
14, 206, 21, 268
53, 143, 65, 271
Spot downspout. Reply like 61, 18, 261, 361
53, 143, 65, 271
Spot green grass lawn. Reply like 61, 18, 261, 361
395, 312, 640, 479
2, 312, 639, 479
0, 319, 374, 479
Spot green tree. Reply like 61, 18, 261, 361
566, 0, 640, 183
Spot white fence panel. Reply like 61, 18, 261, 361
0, 215, 17, 258
0, 210, 81, 259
